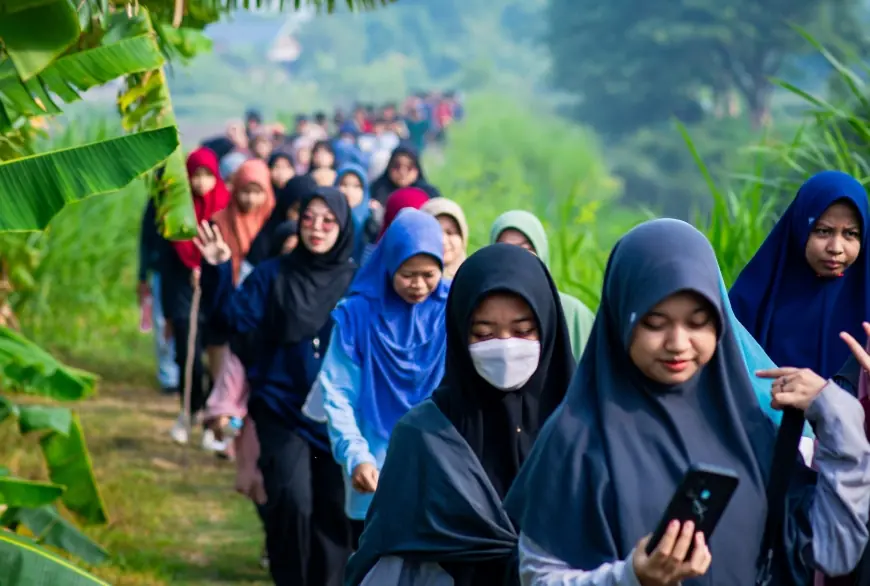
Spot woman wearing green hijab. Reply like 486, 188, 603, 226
490, 210, 594, 361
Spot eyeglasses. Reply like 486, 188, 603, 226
300, 213, 338, 230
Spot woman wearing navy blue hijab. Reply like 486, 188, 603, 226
504, 219, 870, 585
730, 171, 870, 379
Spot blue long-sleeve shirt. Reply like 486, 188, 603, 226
318, 327, 390, 520
201, 258, 332, 452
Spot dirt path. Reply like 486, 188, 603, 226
1, 383, 271, 585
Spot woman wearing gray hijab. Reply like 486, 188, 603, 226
505, 219, 870, 585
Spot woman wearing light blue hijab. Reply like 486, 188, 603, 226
219, 151, 249, 183
318, 209, 450, 547
718, 270, 815, 442
335, 163, 372, 264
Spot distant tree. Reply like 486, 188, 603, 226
548, 0, 868, 136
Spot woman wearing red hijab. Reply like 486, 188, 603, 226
166, 147, 231, 447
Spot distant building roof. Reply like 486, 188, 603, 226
205, 11, 309, 63
268, 35, 301, 62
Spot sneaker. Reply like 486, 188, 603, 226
170, 414, 189, 445
201, 428, 227, 453
259, 547, 269, 570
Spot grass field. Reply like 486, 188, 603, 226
0, 335, 271, 586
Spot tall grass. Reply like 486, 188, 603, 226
10, 116, 152, 373
677, 123, 780, 286
760, 28, 870, 188
427, 89, 853, 301
427, 93, 640, 308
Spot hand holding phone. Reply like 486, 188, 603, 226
631, 463, 738, 585
645, 463, 739, 556
632, 521, 711, 586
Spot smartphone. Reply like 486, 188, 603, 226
645, 463, 739, 556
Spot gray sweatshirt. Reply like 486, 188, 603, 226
519, 382, 870, 585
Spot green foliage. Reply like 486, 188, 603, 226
40, 413, 108, 524
0, 325, 99, 399
0, 4, 166, 133
0, 127, 178, 232
609, 114, 787, 216
12, 175, 149, 356
0, 505, 109, 565
677, 123, 779, 286
547, 0, 868, 136
115, 8, 200, 240
0, 476, 65, 508
0, 1, 198, 240
0, 531, 109, 585
763, 28, 870, 187
427, 93, 639, 308
170, 1, 549, 125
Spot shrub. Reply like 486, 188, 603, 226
427, 92, 641, 308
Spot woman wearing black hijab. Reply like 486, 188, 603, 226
505, 219, 870, 585
309, 139, 338, 187
197, 187, 357, 586
246, 174, 317, 266
345, 243, 575, 586
369, 143, 441, 206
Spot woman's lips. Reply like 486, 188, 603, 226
660, 359, 689, 372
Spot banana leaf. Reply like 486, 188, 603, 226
0, 531, 108, 585
0, 14, 166, 132
0, 506, 108, 565
0, 478, 65, 508
18, 405, 72, 435
118, 12, 196, 240
136, 0, 395, 27
0, 396, 20, 422
0, 126, 178, 232
0, 0, 80, 81
155, 23, 213, 60
39, 414, 108, 524
157, 145, 198, 240
0, 0, 59, 12
0, 326, 97, 400
178, 0, 395, 11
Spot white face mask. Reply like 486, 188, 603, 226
468, 337, 541, 391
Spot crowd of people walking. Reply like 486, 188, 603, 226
138, 96, 870, 586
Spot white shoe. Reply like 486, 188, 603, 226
201, 428, 227, 453
170, 414, 189, 445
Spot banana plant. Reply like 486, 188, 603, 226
0, 329, 108, 584
0, 0, 400, 580
0, 1, 184, 581
0, 0, 197, 238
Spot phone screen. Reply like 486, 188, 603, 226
645, 464, 739, 556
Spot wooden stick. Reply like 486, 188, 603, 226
181, 268, 201, 477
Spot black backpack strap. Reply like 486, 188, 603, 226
756, 407, 806, 585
